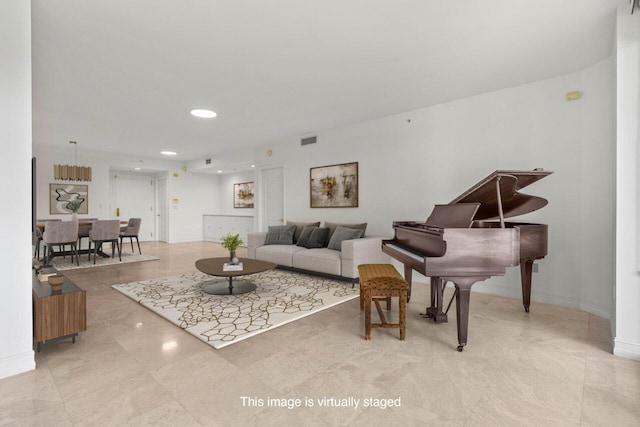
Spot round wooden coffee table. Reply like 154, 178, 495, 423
195, 257, 277, 295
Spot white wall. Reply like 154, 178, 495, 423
577, 58, 617, 315
215, 171, 256, 216
255, 59, 616, 320
0, 0, 35, 379
166, 170, 220, 243
615, 7, 640, 360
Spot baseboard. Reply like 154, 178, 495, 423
0, 350, 35, 380
472, 282, 612, 319
613, 338, 640, 361
578, 301, 612, 320
472, 281, 581, 308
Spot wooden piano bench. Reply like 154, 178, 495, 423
358, 264, 408, 340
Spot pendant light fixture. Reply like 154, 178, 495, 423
53, 141, 92, 181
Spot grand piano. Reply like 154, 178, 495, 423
382, 169, 552, 351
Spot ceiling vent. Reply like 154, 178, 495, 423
301, 136, 317, 146
205, 158, 212, 165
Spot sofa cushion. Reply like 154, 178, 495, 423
324, 222, 367, 245
327, 226, 364, 251
286, 221, 320, 243
297, 227, 330, 249
293, 248, 341, 276
255, 245, 306, 267
265, 225, 296, 245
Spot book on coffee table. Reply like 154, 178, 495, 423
223, 262, 243, 272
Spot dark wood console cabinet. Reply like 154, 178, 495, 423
32, 271, 86, 351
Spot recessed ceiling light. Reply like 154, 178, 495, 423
134, 167, 141, 170
251, 165, 255, 168
161, 151, 177, 156
190, 109, 217, 118
217, 170, 222, 173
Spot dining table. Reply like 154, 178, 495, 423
36, 220, 128, 265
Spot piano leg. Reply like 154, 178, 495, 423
403, 265, 413, 302
451, 276, 489, 352
425, 277, 448, 323
520, 259, 533, 313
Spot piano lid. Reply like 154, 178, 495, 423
450, 169, 552, 221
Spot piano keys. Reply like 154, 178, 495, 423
382, 169, 552, 351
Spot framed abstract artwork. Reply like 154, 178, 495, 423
49, 183, 89, 214
310, 162, 358, 208
234, 182, 254, 208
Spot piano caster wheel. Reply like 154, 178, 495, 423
524, 306, 530, 313
457, 345, 464, 352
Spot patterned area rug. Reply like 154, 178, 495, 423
112, 270, 359, 349
51, 251, 159, 271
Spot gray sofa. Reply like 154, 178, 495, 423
247, 221, 390, 281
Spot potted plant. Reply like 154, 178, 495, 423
220, 233, 243, 264
67, 198, 83, 221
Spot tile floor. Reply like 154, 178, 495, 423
2, 241, 639, 426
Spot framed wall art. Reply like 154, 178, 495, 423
234, 182, 254, 208
49, 183, 89, 214
310, 162, 358, 208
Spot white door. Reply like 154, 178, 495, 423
261, 167, 284, 228
113, 172, 155, 241
156, 177, 168, 242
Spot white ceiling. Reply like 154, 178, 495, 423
31, 0, 623, 163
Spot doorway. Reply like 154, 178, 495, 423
260, 166, 284, 229
156, 177, 168, 242
112, 172, 156, 241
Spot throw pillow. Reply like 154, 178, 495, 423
327, 226, 364, 251
303, 227, 330, 249
324, 222, 367, 245
286, 221, 321, 243
296, 227, 330, 249
264, 225, 296, 245
296, 226, 316, 247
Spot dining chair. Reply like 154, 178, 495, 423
34, 219, 61, 260
77, 218, 98, 250
42, 220, 79, 266
88, 220, 121, 264
120, 218, 142, 254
